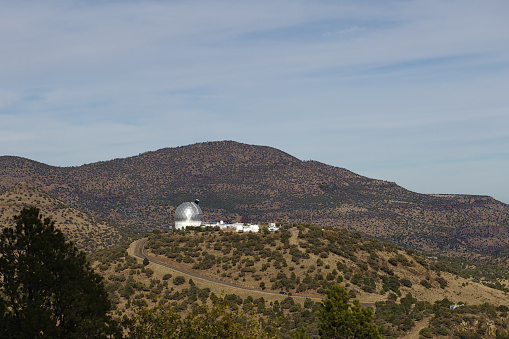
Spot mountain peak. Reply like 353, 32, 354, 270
1, 141, 508, 256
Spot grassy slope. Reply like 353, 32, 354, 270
0, 182, 134, 252
91, 226, 509, 338
143, 226, 508, 306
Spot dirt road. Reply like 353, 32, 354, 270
131, 237, 325, 300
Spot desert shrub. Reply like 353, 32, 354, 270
382, 275, 401, 295
362, 278, 376, 293
436, 277, 447, 289
380, 266, 394, 276
420, 280, 432, 289
173, 276, 185, 286
400, 278, 412, 287
498, 305, 509, 312
109, 274, 126, 282
144, 268, 154, 278
388, 257, 398, 266
193, 253, 216, 269
351, 273, 363, 286
419, 327, 433, 338
119, 283, 135, 298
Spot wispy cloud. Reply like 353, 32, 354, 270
0, 0, 508, 202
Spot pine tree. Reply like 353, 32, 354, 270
125, 298, 281, 338
0, 207, 120, 338
319, 284, 381, 339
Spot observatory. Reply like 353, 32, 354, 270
174, 199, 203, 230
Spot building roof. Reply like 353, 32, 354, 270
174, 201, 202, 222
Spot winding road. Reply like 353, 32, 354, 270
131, 237, 376, 308
131, 237, 325, 300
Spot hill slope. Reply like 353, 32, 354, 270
0, 182, 134, 251
142, 226, 507, 306
1, 141, 508, 256
92, 226, 509, 338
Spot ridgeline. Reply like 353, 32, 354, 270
1, 140, 508, 256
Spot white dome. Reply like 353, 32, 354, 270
174, 201, 202, 229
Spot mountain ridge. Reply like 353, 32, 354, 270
1, 140, 508, 256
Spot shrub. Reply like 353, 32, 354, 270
419, 328, 433, 338
436, 277, 447, 289
173, 276, 185, 286
145, 268, 154, 278
420, 280, 432, 289
400, 278, 412, 287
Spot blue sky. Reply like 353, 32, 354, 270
1, 0, 508, 203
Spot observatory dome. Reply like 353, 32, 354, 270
174, 200, 202, 229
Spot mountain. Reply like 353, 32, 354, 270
1, 141, 508, 256
0, 182, 134, 252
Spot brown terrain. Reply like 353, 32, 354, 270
1, 180, 507, 337
1, 140, 508, 257
0, 182, 133, 252
140, 227, 508, 307
94, 226, 509, 338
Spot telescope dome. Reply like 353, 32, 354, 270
174, 200, 202, 229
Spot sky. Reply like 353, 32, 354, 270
1, 0, 508, 203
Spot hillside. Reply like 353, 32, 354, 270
142, 226, 508, 306
1, 141, 509, 256
0, 182, 134, 252
91, 225, 509, 338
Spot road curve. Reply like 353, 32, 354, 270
131, 237, 324, 300
132, 237, 376, 308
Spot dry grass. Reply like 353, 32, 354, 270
0, 182, 131, 252
143, 227, 509, 307
126, 241, 303, 305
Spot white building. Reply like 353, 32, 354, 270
174, 200, 203, 230
173, 200, 271, 234
235, 224, 259, 233
268, 223, 280, 232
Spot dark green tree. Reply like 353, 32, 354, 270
0, 207, 120, 338
319, 284, 381, 339
125, 298, 280, 338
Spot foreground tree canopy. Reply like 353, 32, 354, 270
319, 284, 381, 339
0, 207, 120, 338
125, 297, 281, 339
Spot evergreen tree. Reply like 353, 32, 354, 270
319, 284, 381, 339
125, 298, 280, 338
0, 207, 120, 338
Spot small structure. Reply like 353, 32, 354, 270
235, 224, 259, 233
450, 304, 464, 310
268, 223, 280, 232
